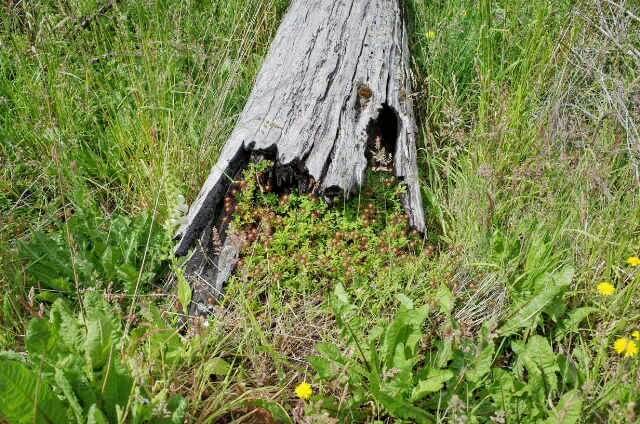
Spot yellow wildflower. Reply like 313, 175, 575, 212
626, 256, 640, 267
596, 281, 615, 296
632, 330, 640, 341
626, 340, 639, 357
614, 337, 638, 358
295, 382, 313, 400
426, 30, 436, 40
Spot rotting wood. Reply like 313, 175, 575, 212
175, 0, 426, 315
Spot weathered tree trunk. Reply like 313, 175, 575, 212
175, 0, 426, 314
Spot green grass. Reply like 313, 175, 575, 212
0, 0, 288, 342
1, 0, 640, 422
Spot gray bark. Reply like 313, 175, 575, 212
175, 0, 426, 314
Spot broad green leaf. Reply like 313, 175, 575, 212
34, 291, 61, 304
488, 369, 520, 407
542, 267, 575, 322
87, 404, 109, 424
312, 341, 368, 381
203, 357, 231, 377
499, 283, 568, 335
25, 318, 59, 359
117, 264, 140, 294
250, 399, 292, 424
366, 325, 385, 346
382, 303, 428, 370
513, 336, 560, 396
84, 316, 115, 370
554, 307, 597, 341
383, 366, 415, 398
436, 285, 454, 315
330, 284, 367, 365
551, 266, 575, 287
557, 354, 581, 389
98, 358, 134, 422
0, 351, 26, 361
18, 206, 170, 297
465, 342, 494, 383
148, 328, 185, 366
309, 356, 335, 380
64, 365, 97, 412
55, 368, 84, 423
50, 300, 83, 352
167, 396, 188, 424
0, 358, 70, 424
434, 337, 453, 368
175, 267, 192, 315
411, 368, 454, 401
131, 392, 154, 424
83, 293, 118, 370
403, 305, 429, 354
316, 342, 346, 364
309, 343, 356, 380
374, 388, 433, 423
545, 390, 582, 424
18, 233, 75, 293
333, 283, 351, 306
396, 293, 414, 309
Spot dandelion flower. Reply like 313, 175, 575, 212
614, 337, 638, 358
295, 382, 313, 400
426, 30, 436, 40
614, 337, 629, 354
632, 330, 640, 341
626, 256, 640, 267
596, 281, 615, 296
625, 340, 639, 357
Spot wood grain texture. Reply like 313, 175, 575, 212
175, 0, 426, 313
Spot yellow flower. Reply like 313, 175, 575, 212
614, 337, 638, 358
426, 30, 436, 40
596, 281, 615, 296
632, 330, 640, 341
626, 256, 640, 267
626, 340, 639, 357
295, 382, 313, 400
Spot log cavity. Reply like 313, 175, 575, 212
366, 103, 400, 173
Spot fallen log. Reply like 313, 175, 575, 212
175, 0, 426, 314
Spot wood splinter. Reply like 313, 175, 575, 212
174, 0, 426, 315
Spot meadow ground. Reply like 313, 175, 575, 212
1, 0, 639, 422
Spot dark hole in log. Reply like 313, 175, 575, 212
323, 185, 343, 199
248, 150, 317, 195
366, 103, 399, 172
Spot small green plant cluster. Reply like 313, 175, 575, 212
15, 198, 171, 300
307, 267, 588, 423
0, 291, 186, 424
225, 162, 431, 311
